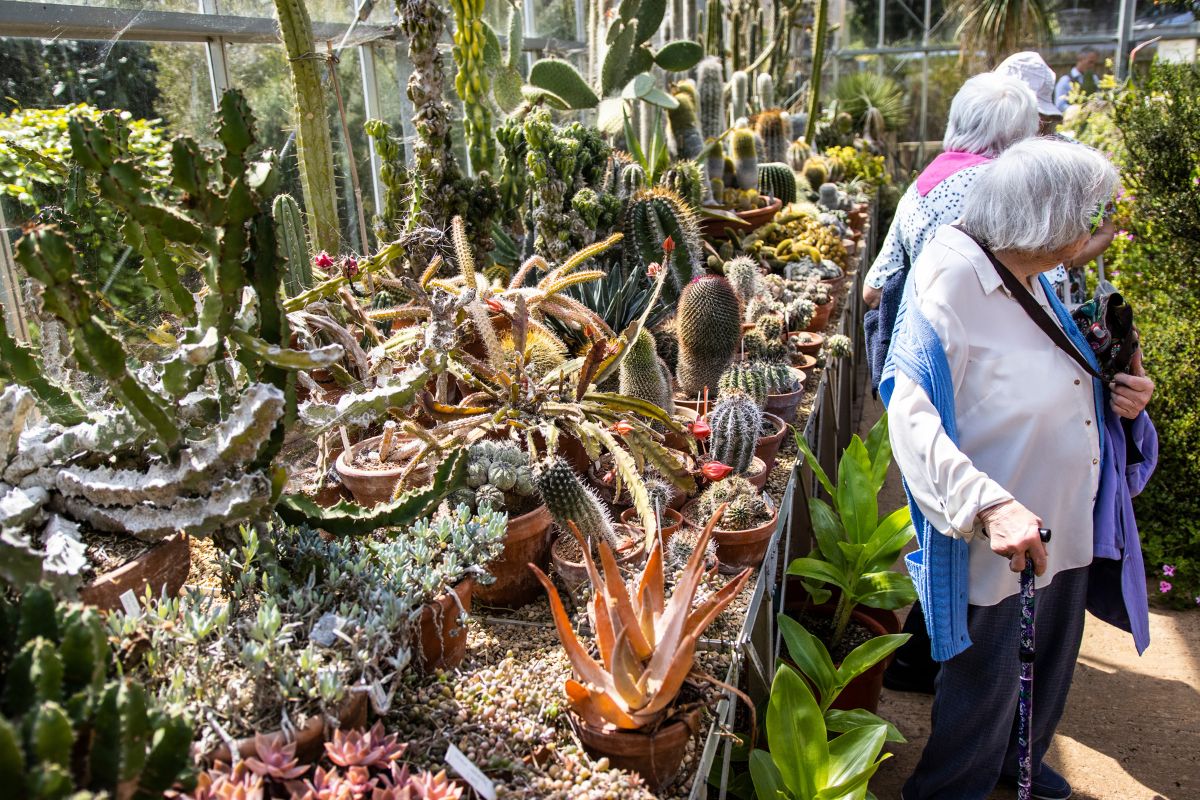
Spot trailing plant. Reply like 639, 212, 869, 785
530, 505, 752, 729
676, 274, 743, 398
707, 391, 763, 476
788, 415, 918, 648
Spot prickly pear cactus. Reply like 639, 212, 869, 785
708, 390, 762, 475
676, 275, 742, 398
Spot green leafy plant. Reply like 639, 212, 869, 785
833, 72, 910, 134
788, 414, 917, 647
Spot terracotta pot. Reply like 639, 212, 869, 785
745, 456, 770, 491
764, 374, 805, 424
791, 352, 819, 372
572, 708, 702, 791
684, 500, 776, 571
805, 301, 834, 332
789, 330, 825, 355
335, 434, 431, 507
619, 507, 684, 548
665, 406, 699, 452
474, 505, 554, 609
416, 578, 474, 671
699, 197, 782, 239
551, 530, 646, 592
79, 533, 191, 611
673, 396, 712, 416
588, 451, 693, 514
203, 692, 368, 766
754, 413, 787, 473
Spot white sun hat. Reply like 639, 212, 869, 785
994, 51, 1062, 118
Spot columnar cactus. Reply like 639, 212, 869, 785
620, 328, 676, 413
755, 110, 788, 164
0, 587, 193, 797
730, 70, 750, 123
273, 193, 312, 297
708, 390, 763, 475
787, 138, 813, 171
758, 162, 798, 205
450, 0, 495, 173
718, 362, 768, 408
724, 255, 760, 309
731, 128, 758, 191
620, 162, 648, 198
756, 72, 776, 110
535, 457, 617, 549
667, 84, 705, 160
623, 187, 700, 290
676, 275, 742, 398
697, 57, 726, 141
272, 0, 339, 254
662, 160, 707, 209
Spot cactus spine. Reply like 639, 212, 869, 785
620, 329, 675, 413
730, 127, 758, 191
272, 0, 339, 254
450, 0, 495, 173
757, 162, 798, 205
730, 70, 750, 123
675, 275, 742, 397
761, 361, 801, 394
755, 109, 788, 164
623, 188, 700, 290
272, 193, 312, 297
724, 255, 760, 308
662, 160, 706, 209
718, 362, 768, 409
708, 390, 762, 475
535, 457, 617, 548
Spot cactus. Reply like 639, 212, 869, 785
273, 193, 312, 297
755, 110, 788, 165
458, 441, 537, 512
450, 0, 496, 172
697, 57, 726, 141
787, 138, 813, 170
695, 475, 769, 530
623, 187, 700, 291
730, 127, 758, 191
667, 83, 704, 160
661, 159, 706, 210
757, 313, 784, 341
676, 275, 742, 398
743, 328, 788, 363
0, 587, 193, 797
805, 0, 829, 144
535, 457, 617, 549
0, 315, 87, 427
272, 0, 339, 253
818, 182, 850, 212
708, 390, 763, 476
826, 333, 853, 358
620, 162, 648, 198
756, 72, 776, 110
758, 162, 798, 205
718, 362, 768, 409
761, 361, 801, 394
730, 70, 750, 122
724, 255, 760, 309
619, 329, 675, 413
803, 157, 830, 189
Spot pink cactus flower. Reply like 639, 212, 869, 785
1159, 581, 1172, 593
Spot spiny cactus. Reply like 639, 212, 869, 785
826, 333, 853, 359
787, 138, 813, 170
535, 457, 617, 549
756, 72, 776, 110
676, 275, 743, 398
668, 81, 705, 161
272, 193, 312, 298
450, 0, 496, 173
758, 162, 798, 205
788, 113, 809, 142
719, 362, 768, 409
755, 109, 788, 163
697, 57, 726, 141
730, 70, 750, 123
818, 182, 851, 212
743, 329, 788, 364
662, 160, 707, 210
619, 329, 675, 413
757, 313, 785, 341
708, 390, 762, 475
761, 361, 801, 394
731, 128, 758, 191
724, 255, 760, 309
803, 157, 830, 189
623, 187, 700, 291
695, 475, 769, 530
0, 586, 193, 798
461, 440, 537, 512
619, 161, 648, 198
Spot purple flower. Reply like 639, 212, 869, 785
1163, 564, 1176, 577
1159, 581, 1172, 593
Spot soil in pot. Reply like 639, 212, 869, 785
551, 527, 646, 592
588, 451, 692, 513
336, 434, 432, 507
79, 533, 191, 611
415, 578, 474, 672
784, 605, 892, 713
790, 330, 825, 355
474, 504, 554, 609
619, 507, 684, 548
755, 413, 787, 473
572, 706, 702, 791
791, 352, 819, 372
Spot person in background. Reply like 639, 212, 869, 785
886, 139, 1156, 800
997, 51, 1117, 306
1055, 45, 1101, 112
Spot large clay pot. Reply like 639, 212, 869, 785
805, 302, 833, 333
699, 197, 782, 238
202, 693, 368, 766
416, 578, 474, 671
755, 413, 787, 473
683, 500, 777, 571
474, 505, 554, 609
620, 507, 684, 548
551, 529, 646, 592
335, 434, 431, 507
789, 330, 825, 355
572, 707, 702, 791
79, 533, 191, 611
765, 374, 805, 424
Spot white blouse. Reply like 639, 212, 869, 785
888, 225, 1101, 606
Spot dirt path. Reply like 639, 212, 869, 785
856, 393, 1200, 800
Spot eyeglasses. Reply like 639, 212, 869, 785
1090, 200, 1115, 235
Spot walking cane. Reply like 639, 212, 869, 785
1017, 527, 1052, 800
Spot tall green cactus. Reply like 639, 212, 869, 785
758, 162, 798, 204
623, 187, 700, 291
719, 362, 768, 408
756, 71, 776, 110
708, 390, 762, 475
661, 160, 707, 209
676, 274, 742, 398
450, 0, 495, 173
755, 109, 788, 164
731, 70, 750, 122
273, 193, 312, 297
667, 82, 704, 160
272, 0, 339, 254
731, 127, 758, 191
619, 329, 675, 413
697, 57, 725, 141
534, 457, 618, 549
0, 587, 193, 798
805, 0, 829, 145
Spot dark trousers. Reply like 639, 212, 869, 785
902, 567, 1089, 800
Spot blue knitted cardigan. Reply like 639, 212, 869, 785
879, 270, 1106, 661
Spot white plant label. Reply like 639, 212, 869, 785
119, 589, 141, 618
445, 744, 496, 800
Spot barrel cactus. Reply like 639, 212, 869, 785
731, 128, 758, 191
743, 329, 788, 363
787, 138, 813, 170
676, 275, 743, 398
695, 476, 770, 531
619, 329, 675, 414
708, 390, 763, 475
718, 362, 768, 409
803, 157, 829, 189
534, 457, 617, 549
761, 362, 801, 394
758, 162, 798, 205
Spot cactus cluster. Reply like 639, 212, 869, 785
758, 162, 798, 205
761, 362, 802, 394
619, 329, 676, 413
661, 160, 707, 210
757, 313, 785, 341
455, 440, 538, 513
534, 457, 618, 550
675, 275, 743, 398
695, 476, 771, 531
0, 586, 193, 798
718, 362, 768, 409
707, 390, 763, 476
826, 333, 854, 359
450, 0, 495, 173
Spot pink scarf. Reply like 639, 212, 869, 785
916, 151, 992, 196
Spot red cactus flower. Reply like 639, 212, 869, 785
342, 255, 360, 278
314, 251, 335, 269
701, 460, 733, 481
612, 420, 635, 436
485, 297, 504, 313
662, 235, 675, 257
690, 418, 712, 440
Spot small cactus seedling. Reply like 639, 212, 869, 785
724, 255, 761, 309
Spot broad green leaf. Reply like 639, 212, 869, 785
777, 614, 838, 701
825, 724, 889, 796
810, 498, 848, 568
767, 665, 828, 796
825, 708, 906, 743
641, 86, 680, 109
481, 20, 503, 69
837, 633, 910, 686
864, 413, 892, 493
862, 507, 914, 572
622, 108, 645, 165
749, 749, 788, 799
794, 425, 835, 498
853, 571, 918, 611
787, 557, 849, 593
654, 40, 704, 72
836, 437, 877, 544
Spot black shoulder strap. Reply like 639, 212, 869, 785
954, 226, 1103, 382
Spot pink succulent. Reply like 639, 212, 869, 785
325, 722, 408, 769
314, 251, 335, 269
1160, 581, 1172, 593
188, 762, 266, 800
245, 733, 309, 781
407, 771, 463, 800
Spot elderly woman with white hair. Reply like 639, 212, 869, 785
863, 71, 1037, 389
885, 139, 1158, 800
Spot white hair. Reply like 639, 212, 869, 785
942, 72, 1039, 157
961, 138, 1119, 253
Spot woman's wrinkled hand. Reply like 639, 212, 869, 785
978, 499, 1047, 575
1110, 350, 1154, 420
863, 283, 882, 309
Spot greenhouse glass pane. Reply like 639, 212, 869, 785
531, 0, 579, 42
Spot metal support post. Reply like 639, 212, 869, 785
1115, 0, 1138, 80
358, 41, 385, 215
876, 0, 885, 75
198, 0, 230, 109
918, 0, 931, 164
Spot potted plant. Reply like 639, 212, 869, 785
704, 390, 774, 485
685, 476, 777, 570
530, 506, 753, 790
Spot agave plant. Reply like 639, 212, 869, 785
531, 506, 753, 730
951, 0, 1053, 68
833, 72, 910, 134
